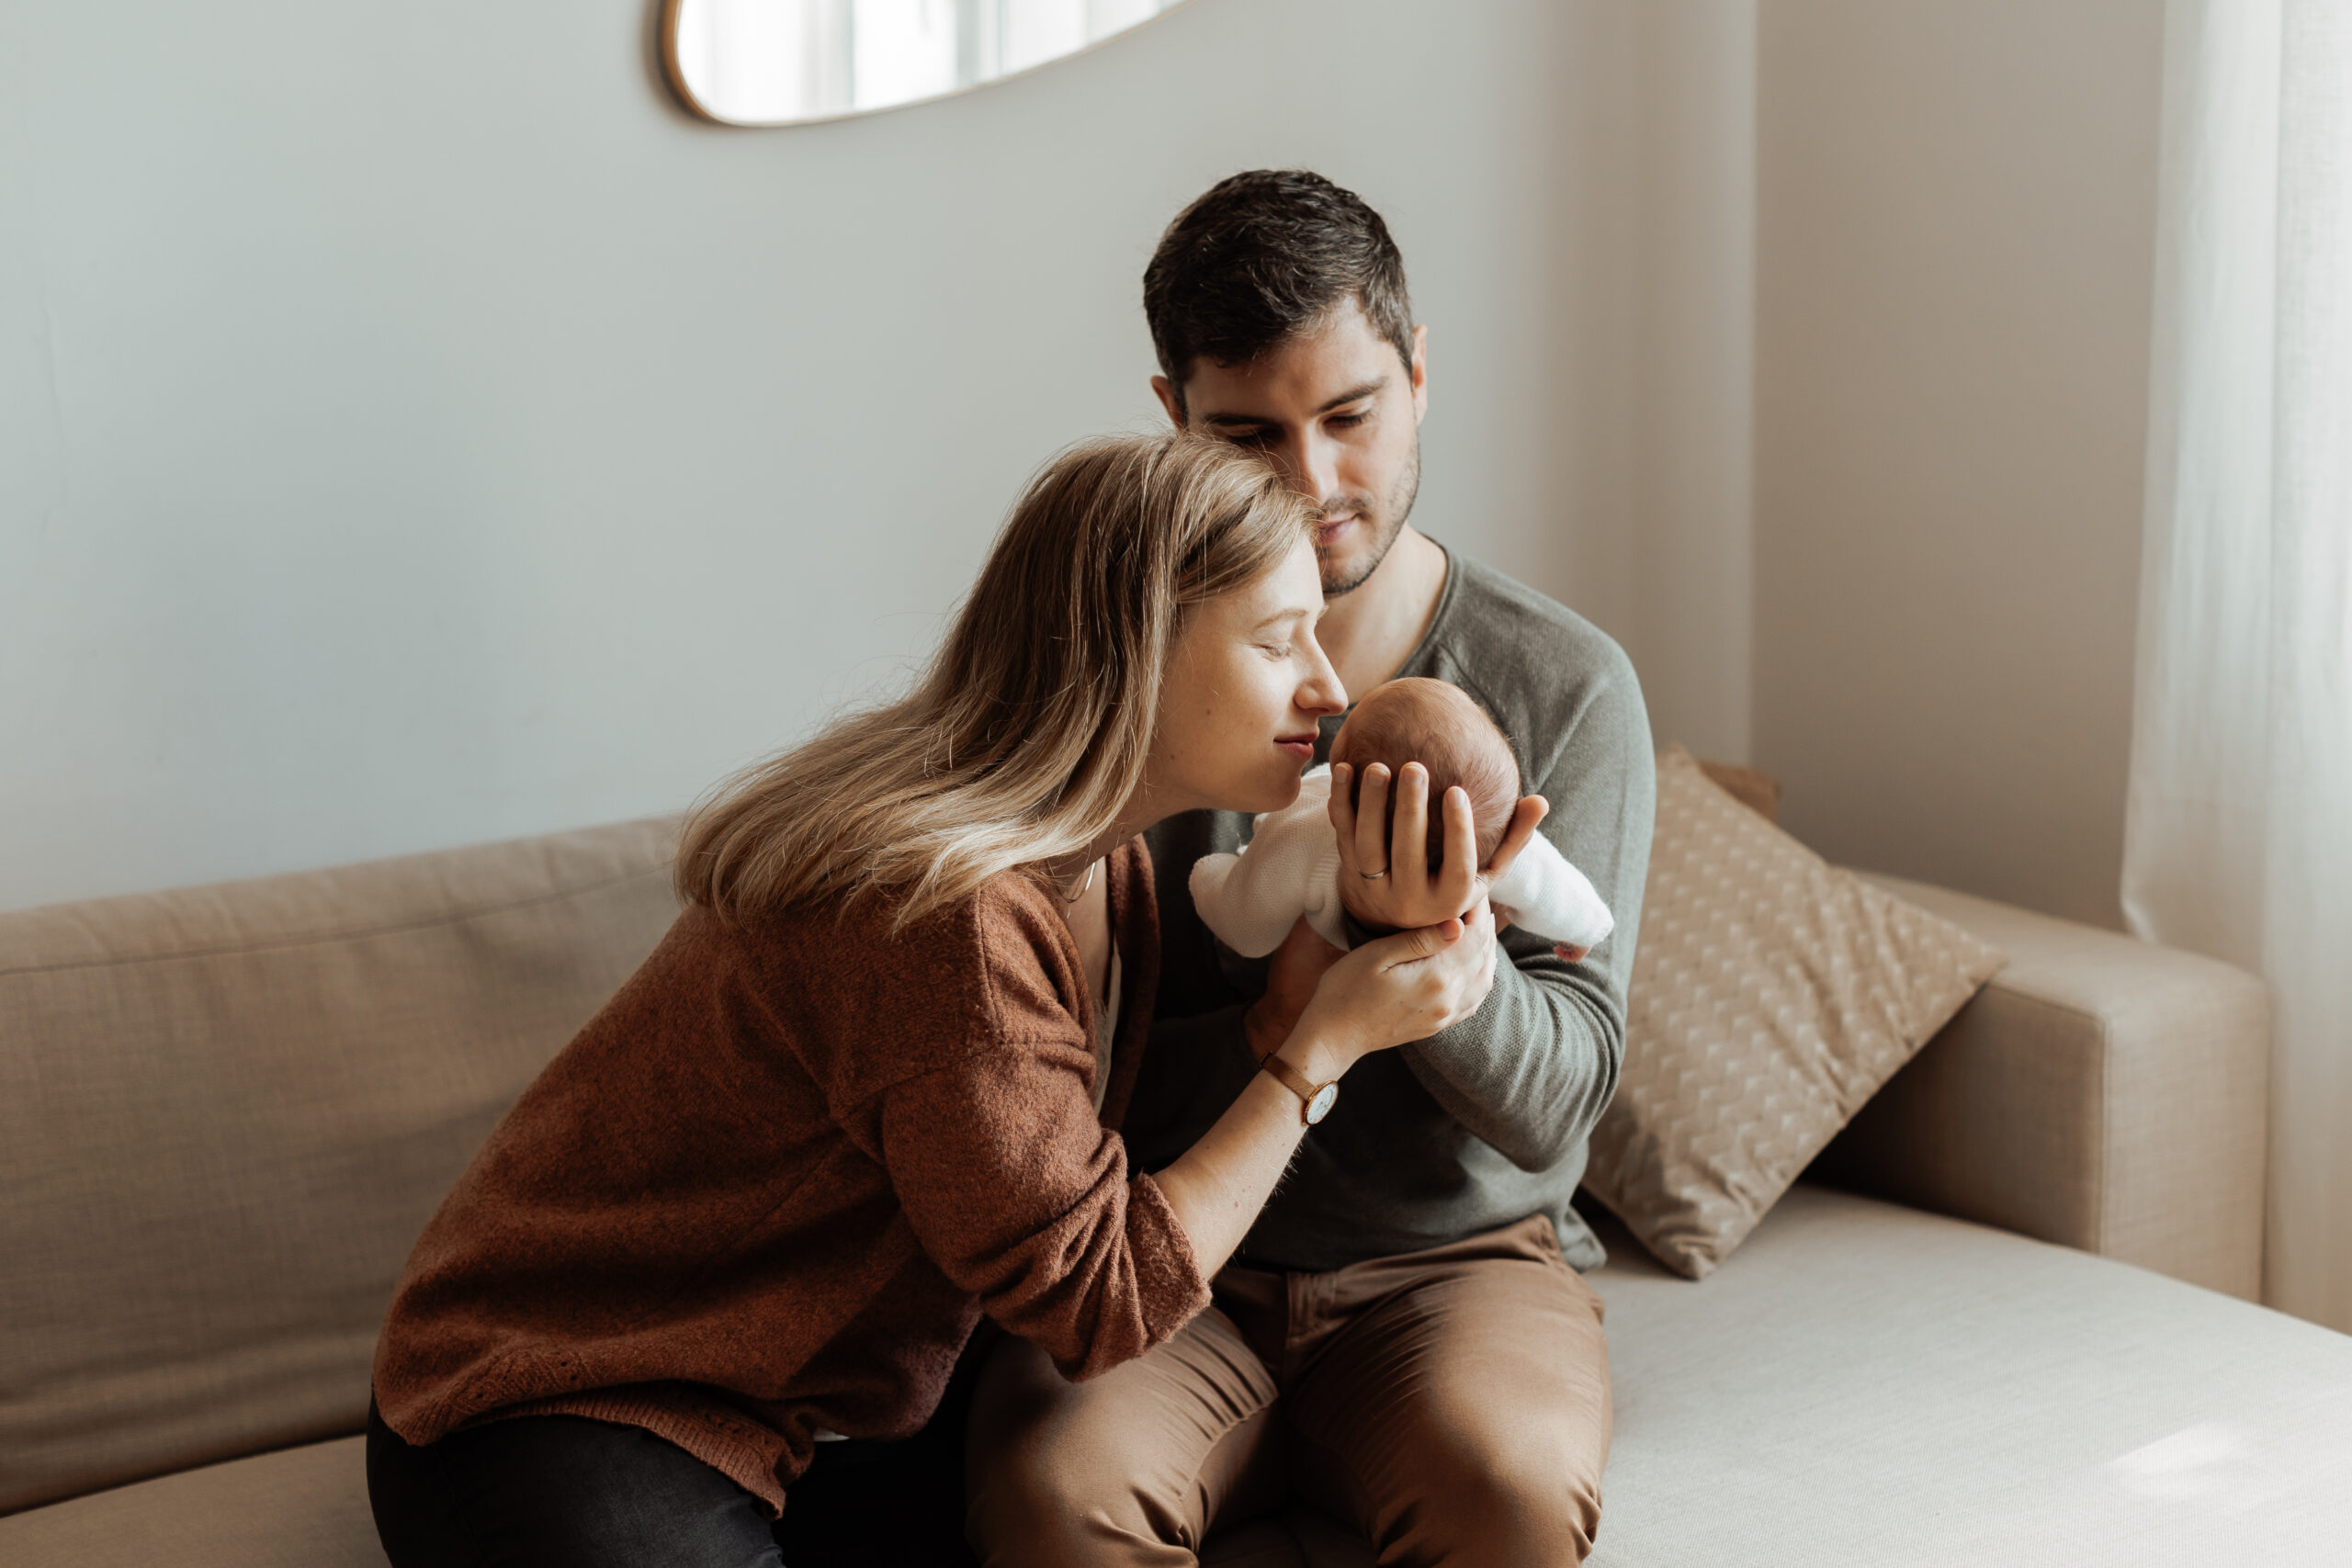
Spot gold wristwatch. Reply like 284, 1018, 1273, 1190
1259, 1051, 1340, 1125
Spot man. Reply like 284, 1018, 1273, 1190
967, 171, 1656, 1566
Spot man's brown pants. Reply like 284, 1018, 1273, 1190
966, 1213, 1611, 1567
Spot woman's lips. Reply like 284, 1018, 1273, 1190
1276, 736, 1318, 760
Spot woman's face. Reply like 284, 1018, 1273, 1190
1149, 537, 1348, 818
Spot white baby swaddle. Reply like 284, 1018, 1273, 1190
1190, 766, 1614, 958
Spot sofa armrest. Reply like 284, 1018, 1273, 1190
1809, 874, 2268, 1299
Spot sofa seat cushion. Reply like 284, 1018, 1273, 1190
14, 1191, 2348, 1568
1587, 1184, 2352, 1566
0, 1436, 383, 1567
1205, 1185, 2352, 1567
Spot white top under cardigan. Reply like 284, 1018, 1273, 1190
1189, 766, 1615, 959
1091, 948, 1122, 1114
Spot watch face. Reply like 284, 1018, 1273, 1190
1305, 1083, 1340, 1125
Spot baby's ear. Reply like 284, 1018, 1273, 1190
1553, 943, 1589, 964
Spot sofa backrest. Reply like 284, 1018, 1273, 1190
0, 818, 682, 1514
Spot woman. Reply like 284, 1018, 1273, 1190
365, 432, 1510, 1566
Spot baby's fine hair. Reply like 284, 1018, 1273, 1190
1330, 678, 1521, 871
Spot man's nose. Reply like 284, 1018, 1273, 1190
1274, 429, 1343, 507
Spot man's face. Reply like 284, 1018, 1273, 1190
1155, 299, 1429, 597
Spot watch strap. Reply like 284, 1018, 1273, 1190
1259, 1051, 1333, 1113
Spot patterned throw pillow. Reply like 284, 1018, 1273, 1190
1584, 746, 2006, 1279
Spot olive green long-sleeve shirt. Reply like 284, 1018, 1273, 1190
1128, 550, 1655, 1271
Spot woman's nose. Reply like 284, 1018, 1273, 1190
1301, 663, 1348, 717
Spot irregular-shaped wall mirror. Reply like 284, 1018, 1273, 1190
665, 0, 1186, 127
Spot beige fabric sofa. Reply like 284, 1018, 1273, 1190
5, 820, 2348, 1565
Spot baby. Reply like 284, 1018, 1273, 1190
1192, 677, 1614, 960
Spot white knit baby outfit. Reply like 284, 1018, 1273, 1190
1189, 766, 1615, 959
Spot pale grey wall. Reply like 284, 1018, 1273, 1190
1753, 0, 2165, 929
4, 0, 2164, 929
0, 0, 1665, 912
1623, 0, 1757, 767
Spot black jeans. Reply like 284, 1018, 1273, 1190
366, 1394, 978, 1568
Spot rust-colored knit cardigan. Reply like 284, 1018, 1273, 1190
371, 839, 1206, 1514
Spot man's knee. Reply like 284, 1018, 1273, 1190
965, 1340, 1128, 1544
964, 1433, 1109, 1561
1441, 1445, 1602, 1562
965, 1328, 1276, 1566
1392, 1421, 1606, 1567
966, 1401, 1242, 1568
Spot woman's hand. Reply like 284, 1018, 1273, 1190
1283, 897, 1500, 1083
1159, 908, 1494, 1282
1330, 762, 1550, 930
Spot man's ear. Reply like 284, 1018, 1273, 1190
1408, 324, 1429, 426
1150, 374, 1187, 429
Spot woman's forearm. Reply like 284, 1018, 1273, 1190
1152, 1029, 1353, 1276
1155, 910, 1495, 1274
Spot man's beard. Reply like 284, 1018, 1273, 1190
1319, 437, 1422, 598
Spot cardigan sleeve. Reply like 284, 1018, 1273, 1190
874, 1042, 1210, 1381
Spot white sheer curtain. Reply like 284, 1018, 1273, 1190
2124, 0, 2352, 1332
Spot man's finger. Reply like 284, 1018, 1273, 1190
1439, 786, 1479, 908
1355, 763, 1393, 873
1392, 763, 1430, 888
1329, 763, 1358, 840
1482, 795, 1552, 880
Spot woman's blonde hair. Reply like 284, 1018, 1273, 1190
676, 431, 1315, 927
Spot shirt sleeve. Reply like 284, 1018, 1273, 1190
873, 1036, 1211, 1382
1388, 656, 1656, 1172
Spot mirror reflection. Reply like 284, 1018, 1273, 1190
666, 0, 1186, 127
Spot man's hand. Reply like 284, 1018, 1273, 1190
1330, 761, 1550, 931
1243, 916, 1347, 1061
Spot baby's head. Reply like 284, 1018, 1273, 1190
1329, 678, 1520, 871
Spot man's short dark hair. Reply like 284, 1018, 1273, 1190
1143, 170, 1415, 407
